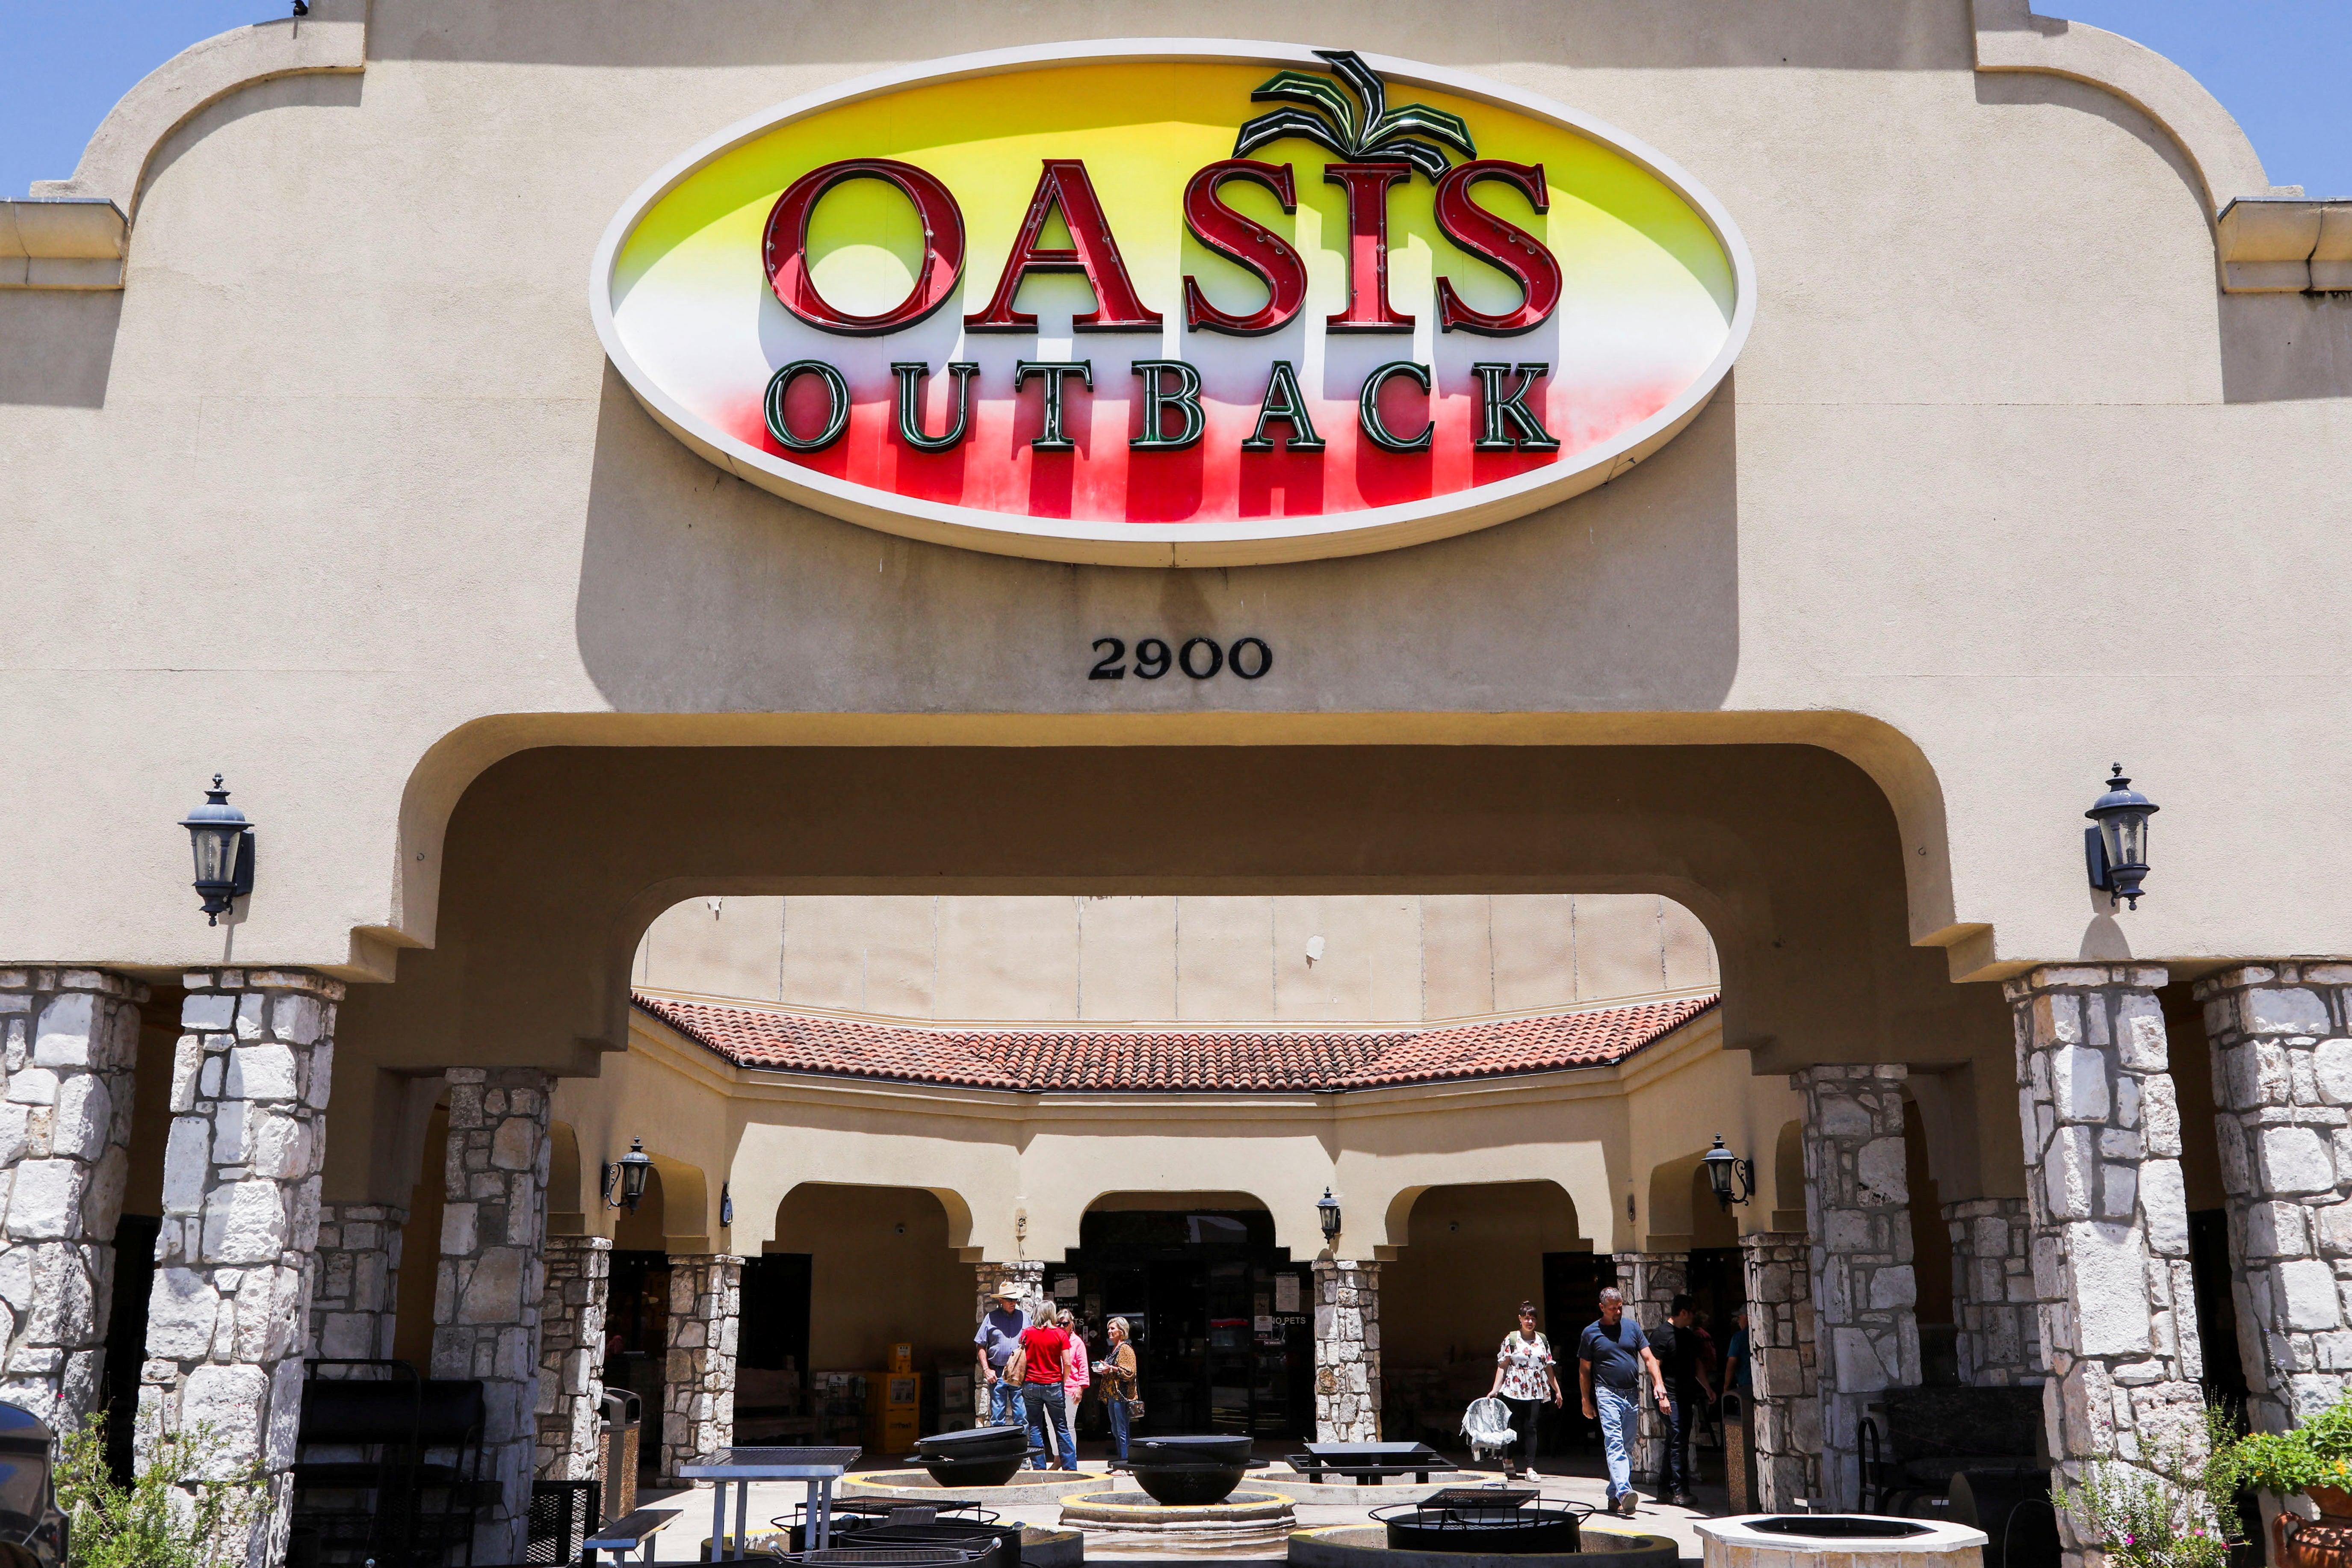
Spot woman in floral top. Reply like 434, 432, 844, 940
1486, 1301, 1564, 1478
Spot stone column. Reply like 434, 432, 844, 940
973, 1259, 1043, 1319
141, 968, 338, 1568
1945, 1197, 2043, 1387
536, 1234, 611, 1480
2008, 965, 2204, 1568
1609, 1251, 1684, 1485
1793, 1063, 1921, 1508
2196, 963, 2352, 1432
430, 1066, 551, 1564
305, 1202, 404, 1366
1740, 1231, 1822, 1508
660, 1252, 741, 1484
0, 969, 141, 1424
1312, 1259, 1380, 1441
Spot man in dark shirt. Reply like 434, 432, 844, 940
1578, 1286, 1671, 1517
1650, 1293, 1717, 1507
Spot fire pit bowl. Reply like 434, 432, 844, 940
1695, 1514, 1987, 1568
909, 1426, 1032, 1488
1123, 1433, 1266, 1505
1373, 1491, 1592, 1554
1129, 1434, 1253, 1467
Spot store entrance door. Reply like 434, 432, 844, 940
1057, 1205, 1313, 1438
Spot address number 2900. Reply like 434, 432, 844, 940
1089, 636, 1273, 681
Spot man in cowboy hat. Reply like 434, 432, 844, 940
975, 1285, 1029, 1428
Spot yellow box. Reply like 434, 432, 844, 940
889, 1343, 914, 1373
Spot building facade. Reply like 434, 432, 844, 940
4, 2, 2351, 1564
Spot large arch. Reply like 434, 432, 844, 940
341, 740, 2009, 1092
769, 1181, 975, 1377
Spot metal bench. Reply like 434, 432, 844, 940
584, 1506, 681, 1563
1285, 1441, 1450, 1484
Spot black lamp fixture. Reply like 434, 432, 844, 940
1703, 1135, 1755, 1210
1316, 1187, 1342, 1244
602, 1138, 653, 1213
2085, 764, 2159, 910
180, 775, 256, 926
719, 1183, 734, 1227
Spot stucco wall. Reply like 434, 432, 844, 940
636, 892, 1717, 1023
1382, 1181, 1588, 1373
1, 0, 2347, 995
771, 1183, 976, 1374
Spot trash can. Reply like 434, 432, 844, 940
601, 1388, 642, 1525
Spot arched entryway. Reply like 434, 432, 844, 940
1053, 1191, 1312, 1437
1380, 1181, 1595, 1453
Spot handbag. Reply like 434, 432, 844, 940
1128, 1396, 1145, 1420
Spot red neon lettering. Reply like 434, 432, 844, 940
763, 158, 966, 336
1322, 162, 1415, 333
1181, 160, 1308, 337
1433, 160, 1561, 336
966, 159, 1162, 333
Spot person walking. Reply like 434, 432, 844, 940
974, 1287, 1028, 1429
1486, 1300, 1562, 1479
1058, 1308, 1092, 1466
1652, 1293, 1717, 1508
1095, 1316, 1140, 1470
1006, 1300, 1078, 1471
1578, 1286, 1671, 1518
1722, 1308, 1752, 1411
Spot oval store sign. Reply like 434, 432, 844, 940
592, 43, 1754, 565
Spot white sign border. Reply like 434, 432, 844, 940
588, 39, 1758, 567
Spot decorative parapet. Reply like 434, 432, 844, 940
1972, 0, 2349, 293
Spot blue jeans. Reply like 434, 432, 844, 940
1595, 1385, 1636, 1501
987, 1375, 1021, 1426
1107, 1397, 1131, 1464
1023, 1382, 1076, 1470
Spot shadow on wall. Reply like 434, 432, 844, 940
0, 292, 120, 407
571, 363, 1742, 715
2218, 292, 2352, 404
363, 0, 1972, 70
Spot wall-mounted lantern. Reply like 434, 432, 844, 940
180, 775, 255, 926
2085, 765, 2159, 910
602, 1138, 652, 1213
1703, 1135, 1755, 1210
1316, 1187, 1342, 1244
719, 1183, 733, 1228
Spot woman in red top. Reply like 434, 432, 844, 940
1007, 1302, 1078, 1471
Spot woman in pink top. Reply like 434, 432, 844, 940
1058, 1309, 1091, 1466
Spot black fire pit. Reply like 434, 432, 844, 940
1123, 1435, 1267, 1505
910, 1426, 1031, 1488
1373, 1490, 1593, 1554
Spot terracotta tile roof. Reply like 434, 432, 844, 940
632, 992, 1720, 1093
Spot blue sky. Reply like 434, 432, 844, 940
0, 2, 2345, 198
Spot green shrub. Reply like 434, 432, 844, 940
51, 1413, 266, 1568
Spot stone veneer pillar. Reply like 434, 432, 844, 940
660, 1253, 741, 1484
142, 969, 338, 1568
430, 1066, 552, 1564
0, 969, 141, 1423
974, 1259, 1044, 1319
305, 1202, 405, 1365
1609, 1251, 1684, 1485
2195, 963, 2352, 1432
2008, 965, 2204, 1568
1739, 1231, 1823, 1508
535, 1234, 611, 1480
1312, 1260, 1380, 1441
1945, 1197, 2044, 1386
1793, 1063, 1921, 1509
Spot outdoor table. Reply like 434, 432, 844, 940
679, 1444, 861, 1561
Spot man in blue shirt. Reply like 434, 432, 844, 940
974, 1287, 1028, 1427
1578, 1286, 1672, 1517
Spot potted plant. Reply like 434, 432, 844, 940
2222, 1393, 2352, 1562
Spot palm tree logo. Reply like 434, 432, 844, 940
1233, 50, 1477, 180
